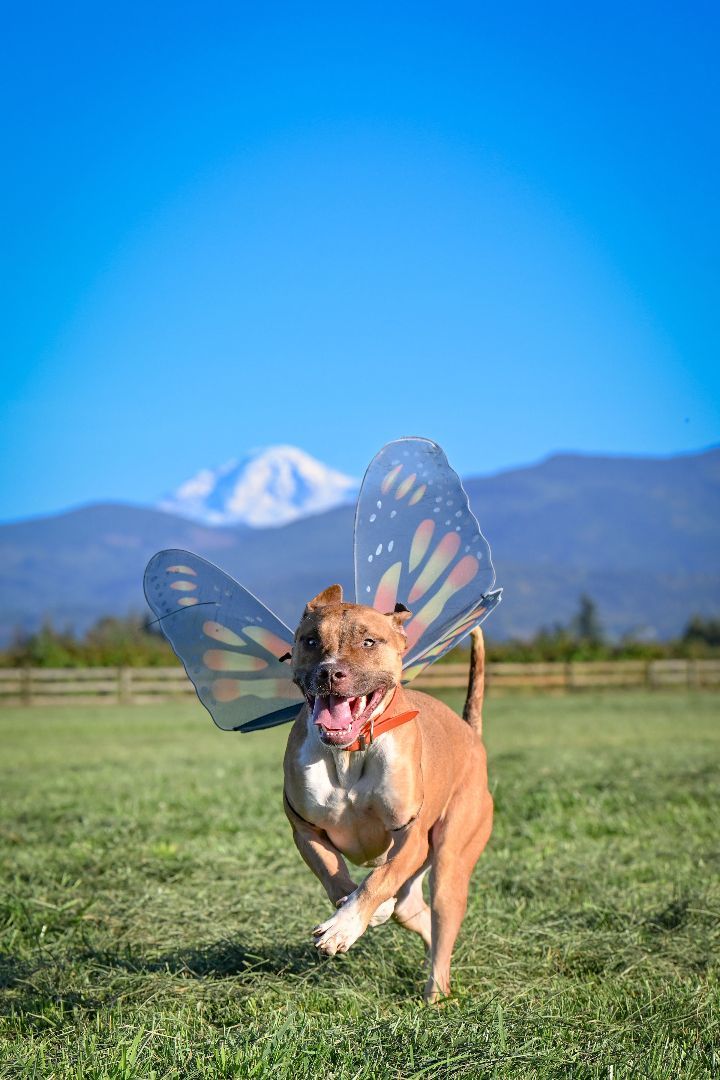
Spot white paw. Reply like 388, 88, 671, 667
369, 897, 396, 926
313, 900, 366, 956
335, 893, 396, 927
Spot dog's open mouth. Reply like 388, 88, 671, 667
309, 686, 388, 747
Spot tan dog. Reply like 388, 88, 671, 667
283, 584, 493, 1002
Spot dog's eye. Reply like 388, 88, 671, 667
363, 638, 376, 648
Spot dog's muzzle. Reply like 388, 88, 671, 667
305, 685, 390, 747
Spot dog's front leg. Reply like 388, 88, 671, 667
313, 822, 429, 956
284, 793, 357, 907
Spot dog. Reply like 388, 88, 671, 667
283, 583, 493, 1002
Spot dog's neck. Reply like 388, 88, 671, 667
327, 744, 366, 786
366, 683, 397, 725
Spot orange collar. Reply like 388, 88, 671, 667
344, 686, 419, 752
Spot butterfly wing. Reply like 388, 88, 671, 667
353, 437, 501, 682
143, 549, 303, 732
400, 590, 503, 683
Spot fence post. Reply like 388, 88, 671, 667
21, 666, 32, 707
687, 659, 699, 690
118, 667, 133, 705
566, 661, 575, 691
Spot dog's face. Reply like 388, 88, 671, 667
292, 585, 411, 748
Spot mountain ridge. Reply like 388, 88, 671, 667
1, 446, 718, 645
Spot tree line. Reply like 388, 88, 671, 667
2, 596, 719, 667
472, 597, 720, 663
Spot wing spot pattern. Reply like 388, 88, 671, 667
417, 607, 487, 662
381, 464, 403, 494
178, 597, 199, 606
203, 650, 268, 672
395, 473, 416, 499
214, 677, 288, 702
212, 678, 243, 703
203, 621, 246, 647
405, 556, 479, 650
170, 581, 197, 592
244, 625, 293, 659
409, 519, 435, 573
404, 599, 492, 677
408, 484, 426, 505
167, 565, 198, 575
408, 531, 461, 603
373, 561, 402, 613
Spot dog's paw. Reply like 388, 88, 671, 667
368, 897, 396, 926
423, 976, 452, 1005
313, 900, 366, 956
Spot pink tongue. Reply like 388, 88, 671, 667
312, 694, 354, 731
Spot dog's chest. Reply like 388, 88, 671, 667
294, 741, 399, 865
299, 749, 379, 821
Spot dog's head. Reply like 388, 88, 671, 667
291, 584, 412, 748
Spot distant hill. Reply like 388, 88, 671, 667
462, 448, 720, 639
1, 447, 718, 645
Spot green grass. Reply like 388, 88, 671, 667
1, 690, 718, 1078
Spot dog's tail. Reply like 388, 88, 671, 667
462, 627, 486, 736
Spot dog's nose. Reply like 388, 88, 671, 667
317, 662, 348, 687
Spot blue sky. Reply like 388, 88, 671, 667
1, 2, 718, 521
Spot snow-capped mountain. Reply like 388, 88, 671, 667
158, 446, 359, 527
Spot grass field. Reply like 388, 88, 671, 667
1, 690, 718, 1078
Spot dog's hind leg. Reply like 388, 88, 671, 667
425, 790, 493, 1003
392, 861, 432, 948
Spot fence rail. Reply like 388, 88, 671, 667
0, 660, 719, 706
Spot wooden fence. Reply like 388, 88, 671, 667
0, 660, 719, 706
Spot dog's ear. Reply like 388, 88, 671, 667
386, 602, 412, 629
305, 584, 343, 613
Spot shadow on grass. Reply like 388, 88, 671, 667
0, 939, 325, 1027
0, 952, 31, 990
98, 933, 426, 994
94, 937, 323, 979
1, 931, 425, 1022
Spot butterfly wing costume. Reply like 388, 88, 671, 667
143, 437, 502, 732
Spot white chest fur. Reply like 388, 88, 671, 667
291, 716, 408, 864
296, 723, 369, 821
